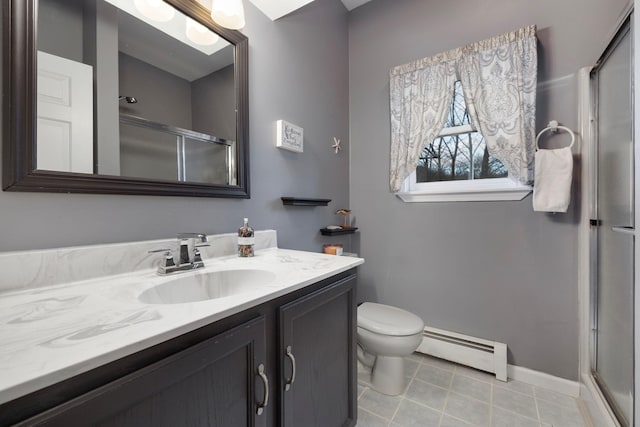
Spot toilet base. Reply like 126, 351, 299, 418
371, 355, 406, 396
357, 344, 376, 368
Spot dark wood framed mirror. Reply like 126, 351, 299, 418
3, 0, 249, 198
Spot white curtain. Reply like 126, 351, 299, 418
389, 54, 457, 192
389, 25, 537, 191
459, 25, 537, 184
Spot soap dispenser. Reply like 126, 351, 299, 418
238, 217, 255, 257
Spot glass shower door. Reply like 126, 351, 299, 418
592, 17, 634, 426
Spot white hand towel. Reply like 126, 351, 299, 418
533, 147, 573, 212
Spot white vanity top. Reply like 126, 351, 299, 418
0, 243, 363, 405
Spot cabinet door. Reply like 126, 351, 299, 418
20, 316, 269, 427
279, 275, 357, 427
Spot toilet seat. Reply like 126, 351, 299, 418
358, 302, 424, 336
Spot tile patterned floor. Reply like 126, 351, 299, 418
357, 353, 589, 427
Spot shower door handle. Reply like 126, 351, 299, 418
611, 226, 635, 235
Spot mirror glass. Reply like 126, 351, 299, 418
36, 0, 237, 186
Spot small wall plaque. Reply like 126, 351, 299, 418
276, 120, 304, 153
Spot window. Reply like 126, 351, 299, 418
397, 81, 532, 202
417, 82, 507, 183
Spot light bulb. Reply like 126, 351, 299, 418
134, 0, 175, 22
186, 17, 220, 46
210, 0, 245, 30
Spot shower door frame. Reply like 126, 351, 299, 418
582, 7, 636, 426
634, 5, 640, 426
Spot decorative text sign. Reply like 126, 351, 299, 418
276, 120, 303, 153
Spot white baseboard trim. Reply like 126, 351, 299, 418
507, 364, 580, 397
580, 373, 622, 427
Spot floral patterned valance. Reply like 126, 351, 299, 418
389, 26, 537, 192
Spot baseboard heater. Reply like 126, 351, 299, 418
416, 326, 507, 382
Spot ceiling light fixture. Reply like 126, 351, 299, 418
210, 0, 245, 30
134, 0, 175, 22
186, 17, 220, 46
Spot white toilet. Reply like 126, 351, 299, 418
357, 302, 424, 395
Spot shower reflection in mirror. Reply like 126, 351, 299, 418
36, 0, 237, 185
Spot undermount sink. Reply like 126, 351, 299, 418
139, 269, 277, 304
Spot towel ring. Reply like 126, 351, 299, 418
535, 120, 575, 151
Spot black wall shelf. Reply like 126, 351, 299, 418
320, 227, 358, 236
281, 197, 331, 206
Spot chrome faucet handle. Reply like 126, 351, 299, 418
148, 249, 177, 273
192, 248, 205, 267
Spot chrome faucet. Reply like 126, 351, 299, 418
149, 233, 209, 275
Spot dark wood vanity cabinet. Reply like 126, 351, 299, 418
16, 317, 268, 427
5, 271, 357, 427
279, 277, 356, 427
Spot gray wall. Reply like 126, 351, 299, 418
37, 0, 84, 62
192, 64, 236, 142
0, 0, 350, 254
85, 0, 120, 176
118, 52, 192, 129
348, 0, 629, 380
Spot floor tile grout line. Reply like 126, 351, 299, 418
436, 360, 457, 427
453, 364, 498, 383
442, 413, 477, 426
406, 358, 421, 383
417, 355, 456, 372
444, 388, 495, 406
533, 387, 588, 427
437, 389, 451, 427
358, 406, 393, 425
534, 389, 583, 409
417, 354, 449, 427
410, 376, 451, 393
533, 386, 543, 424
388, 360, 418, 426
449, 373, 493, 404
493, 382, 552, 400
491, 401, 544, 423
357, 385, 369, 400
488, 382, 494, 426
492, 382, 535, 398
388, 404, 402, 425
402, 395, 453, 414
454, 365, 539, 397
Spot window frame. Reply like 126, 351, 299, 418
396, 124, 532, 203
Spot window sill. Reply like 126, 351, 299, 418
396, 184, 532, 203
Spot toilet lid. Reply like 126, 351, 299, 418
358, 303, 424, 336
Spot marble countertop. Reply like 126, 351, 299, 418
0, 248, 363, 405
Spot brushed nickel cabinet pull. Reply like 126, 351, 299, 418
284, 345, 296, 391
256, 363, 269, 415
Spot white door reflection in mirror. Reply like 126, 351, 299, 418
37, 51, 93, 173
